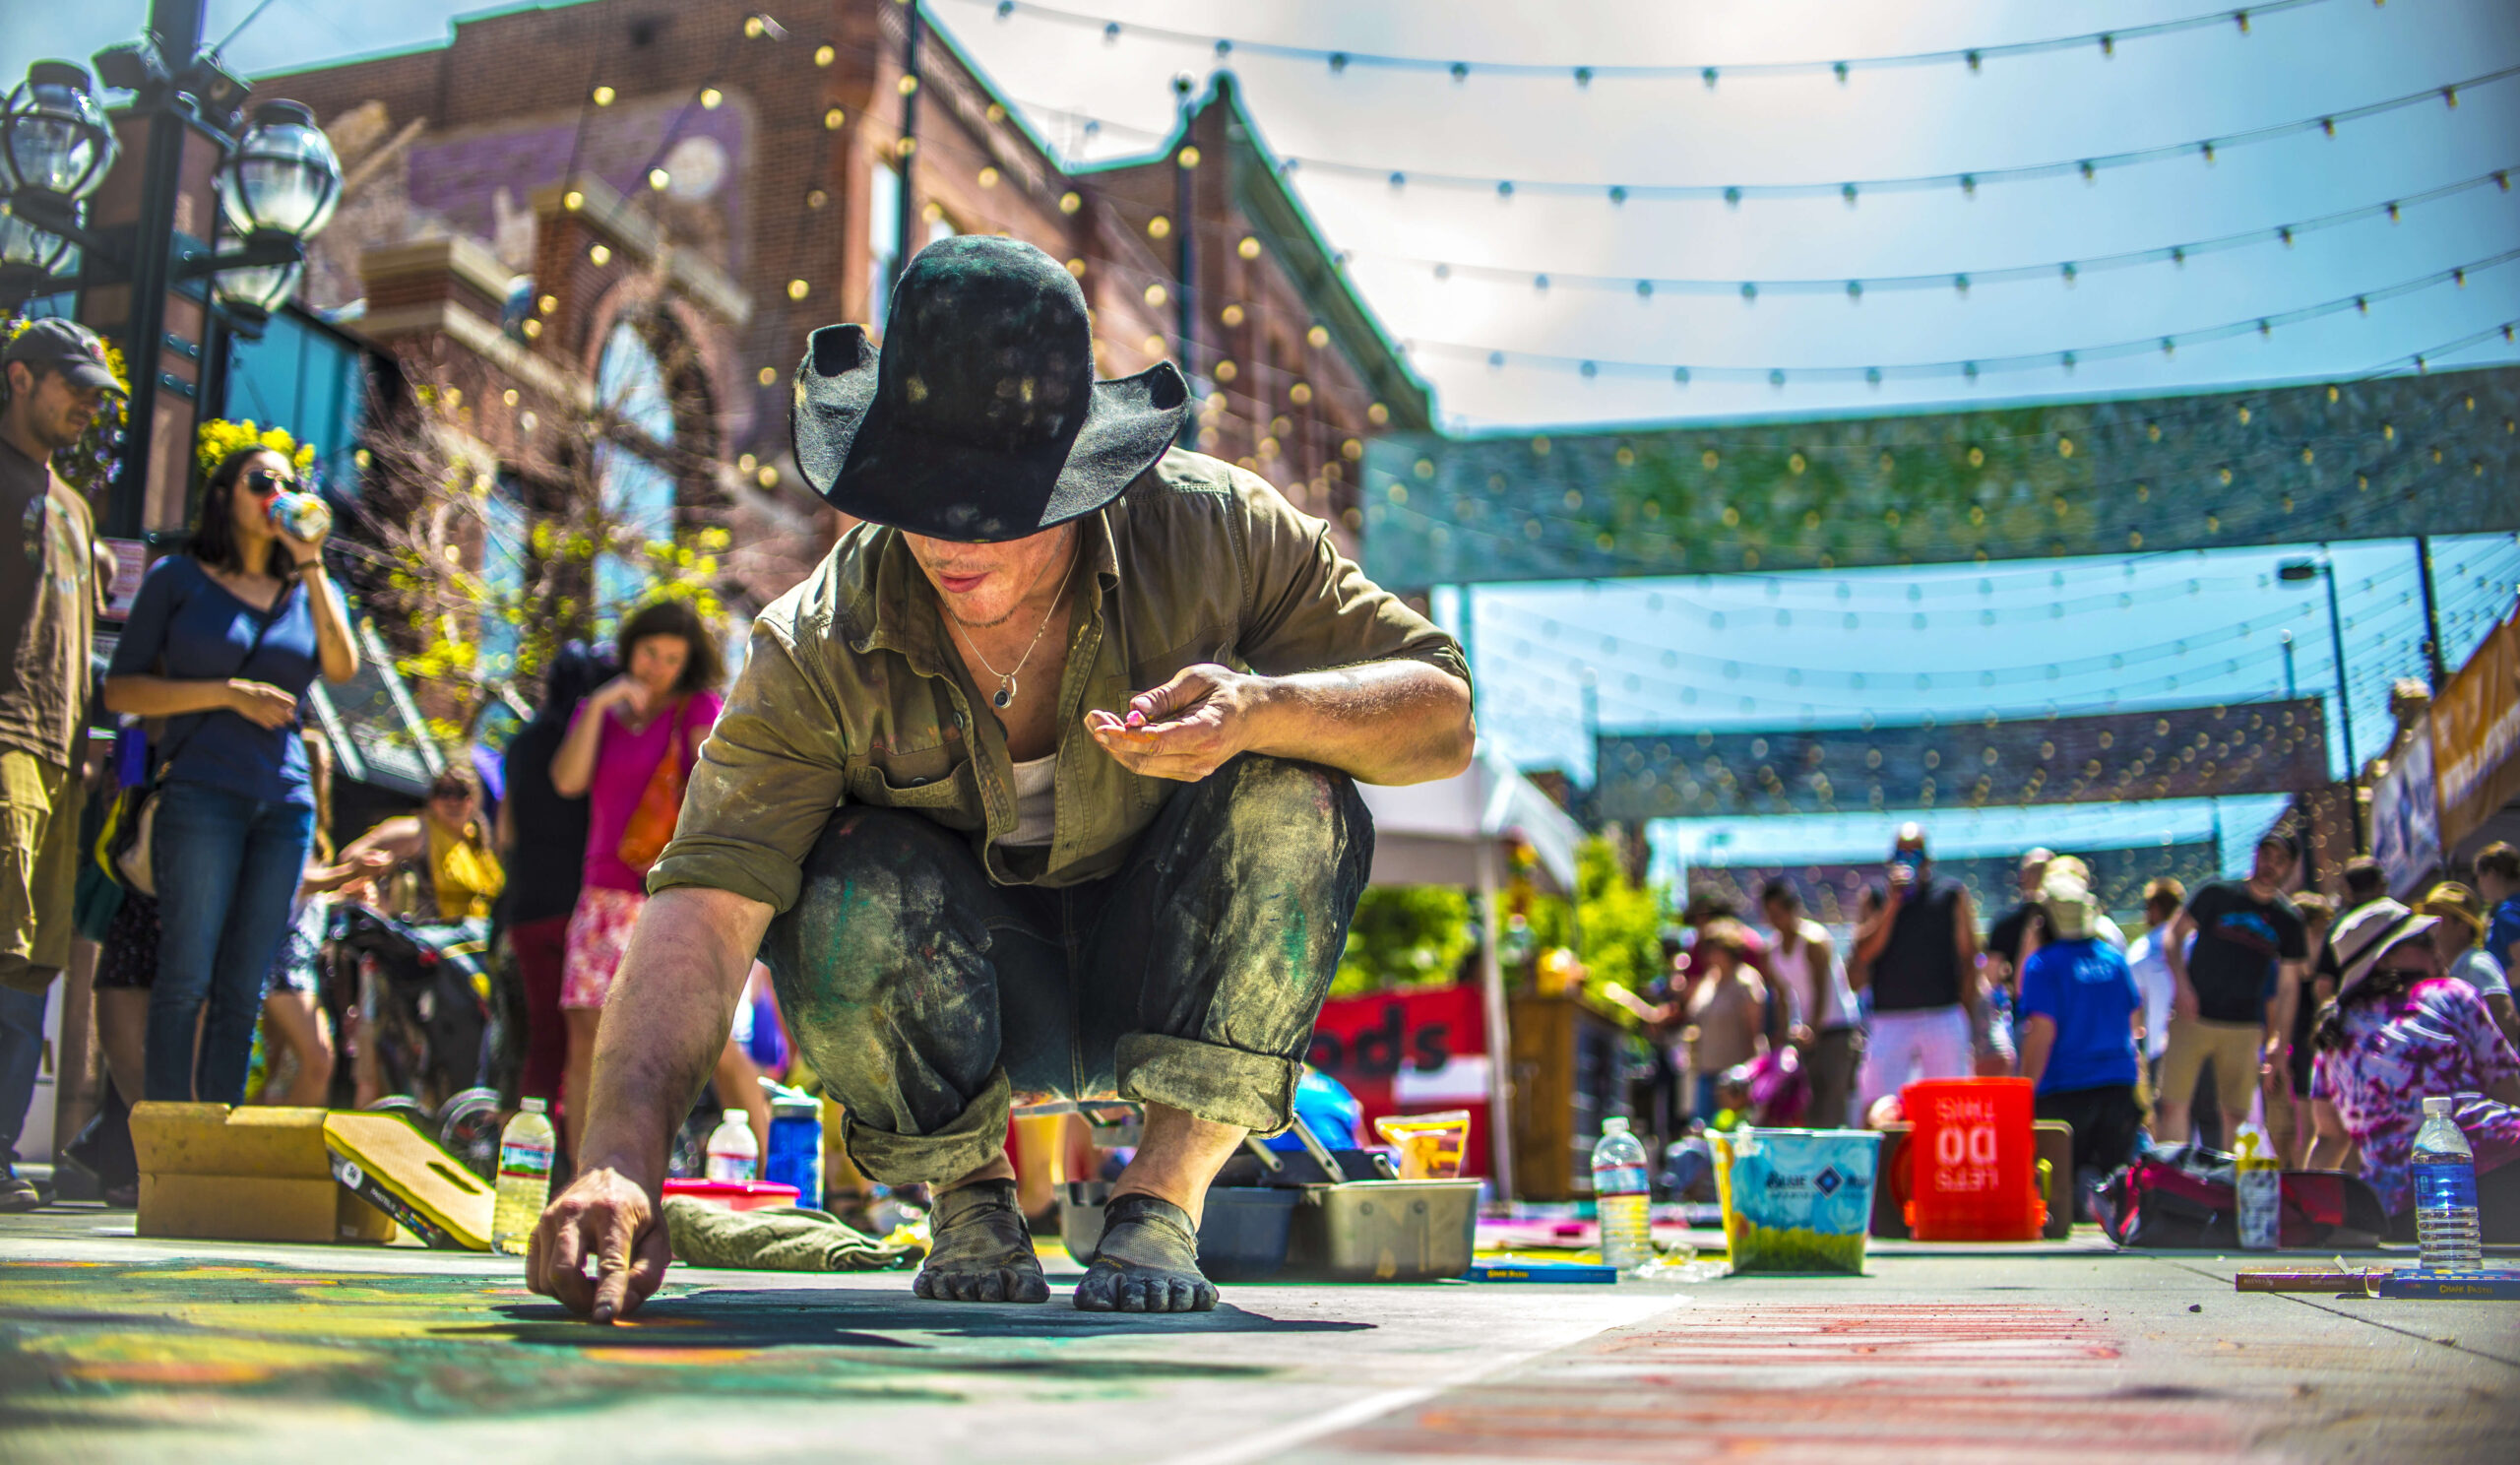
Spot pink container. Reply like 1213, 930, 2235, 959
662, 1178, 800, 1213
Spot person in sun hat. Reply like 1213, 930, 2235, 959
2306, 900, 2520, 1241
529, 235, 1474, 1320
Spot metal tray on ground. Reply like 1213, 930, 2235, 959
1267, 1114, 1479, 1283
1283, 1178, 1481, 1282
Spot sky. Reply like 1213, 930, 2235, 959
10, 0, 2516, 880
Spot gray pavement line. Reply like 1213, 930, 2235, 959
1150, 1301, 1691, 1465
2159, 1257, 2520, 1371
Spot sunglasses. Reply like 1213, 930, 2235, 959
2370, 962, 2430, 979
241, 467, 296, 496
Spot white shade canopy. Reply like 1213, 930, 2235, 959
1357, 742, 1582, 893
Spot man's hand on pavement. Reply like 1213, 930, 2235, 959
1085, 663, 1275, 783
528, 1165, 671, 1324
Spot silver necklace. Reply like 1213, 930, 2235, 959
946, 548, 1080, 710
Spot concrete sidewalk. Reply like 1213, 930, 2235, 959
2, 1206, 2514, 1462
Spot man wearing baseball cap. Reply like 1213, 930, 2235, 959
0, 317, 125, 1211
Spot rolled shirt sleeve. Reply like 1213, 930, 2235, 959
1233, 476, 1470, 689
646, 607, 850, 915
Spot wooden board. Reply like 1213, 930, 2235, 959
323, 1113, 496, 1251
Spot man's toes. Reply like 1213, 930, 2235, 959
1116, 1280, 1147, 1312
913, 1271, 940, 1300
1009, 1270, 1050, 1304
973, 1270, 1007, 1303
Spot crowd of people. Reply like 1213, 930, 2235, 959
0, 317, 772, 1209
1645, 826, 2520, 1239
4, 296, 2517, 1277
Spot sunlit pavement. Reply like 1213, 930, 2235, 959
3, 1206, 2513, 1462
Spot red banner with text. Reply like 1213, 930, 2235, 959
1306, 984, 1493, 1179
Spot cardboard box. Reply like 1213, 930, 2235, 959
137, 1174, 398, 1244
130, 1103, 396, 1244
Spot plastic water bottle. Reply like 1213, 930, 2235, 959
489, 1099, 555, 1256
705, 1108, 760, 1183
2412, 1096, 2481, 1273
2234, 1123, 2281, 1251
1591, 1116, 1654, 1273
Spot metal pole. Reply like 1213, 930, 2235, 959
1172, 92, 1197, 451
2414, 535, 2447, 691
1476, 840, 1516, 1200
2320, 559, 2363, 851
98, 0, 213, 541
891, 0, 922, 288
2280, 629, 2298, 700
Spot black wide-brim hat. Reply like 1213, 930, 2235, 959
791, 235, 1190, 541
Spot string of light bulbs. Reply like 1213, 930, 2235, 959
1261, 65, 2516, 206
1398, 247, 2520, 385
951, 0, 2351, 85
1357, 167, 2517, 301
1472, 565, 2495, 723
1467, 555, 2435, 695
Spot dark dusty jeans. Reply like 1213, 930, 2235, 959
147, 780, 313, 1103
761, 755, 1372, 1187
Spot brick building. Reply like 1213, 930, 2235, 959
265, 0, 1427, 620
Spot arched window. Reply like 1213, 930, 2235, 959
595, 317, 683, 616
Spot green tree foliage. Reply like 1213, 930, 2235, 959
1525, 836, 1672, 1020
1329, 837, 1672, 1016
1333, 885, 1477, 997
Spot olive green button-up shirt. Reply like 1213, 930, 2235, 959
650, 448, 1468, 913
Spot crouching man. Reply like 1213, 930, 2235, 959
529, 238, 1473, 1319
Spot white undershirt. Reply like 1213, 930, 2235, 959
1001, 753, 1056, 847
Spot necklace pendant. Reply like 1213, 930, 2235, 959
992, 677, 1016, 710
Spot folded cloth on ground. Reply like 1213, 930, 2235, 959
662, 1196, 925, 1271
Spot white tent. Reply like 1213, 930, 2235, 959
1354, 744, 1586, 1195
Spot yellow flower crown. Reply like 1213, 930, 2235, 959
196, 418, 319, 480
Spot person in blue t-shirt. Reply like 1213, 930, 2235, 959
2016, 869, 2146, 1201
2479, 843, 2520, 982
103, 445, 358, 1104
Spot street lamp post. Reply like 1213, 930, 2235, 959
0, 0, 342, 543
2279, 556, 2362, 852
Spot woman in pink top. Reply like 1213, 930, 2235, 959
549, 601, 724, 1159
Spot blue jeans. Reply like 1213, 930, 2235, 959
0, 985, 47, 1164
147, 781, 312, 1103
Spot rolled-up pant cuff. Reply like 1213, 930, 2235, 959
1116, 1032, 1298, 1135
841, 1067, 1014, 1187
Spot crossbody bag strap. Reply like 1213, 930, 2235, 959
155, 577, 301, 780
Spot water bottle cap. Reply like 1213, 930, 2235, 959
1602, 1116, 1630, 1136
2424, 1096, 2453, 1115
521, 1098, 546, 1115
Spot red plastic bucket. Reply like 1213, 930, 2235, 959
1899, 1078, 2047, 1242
